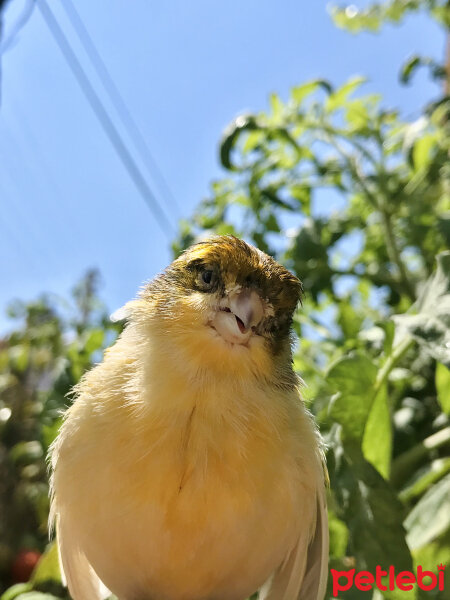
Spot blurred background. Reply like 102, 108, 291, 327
0, 1, 449, 599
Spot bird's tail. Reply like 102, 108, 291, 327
57, 515, 107, 600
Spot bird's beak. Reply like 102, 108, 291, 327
211, 288, 264, 345
228, 289, 264, 332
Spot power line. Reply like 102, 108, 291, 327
1, 0, 35, 54
59, 0, 179, 216
0, 0, 35, 104
36, 0, 175, 239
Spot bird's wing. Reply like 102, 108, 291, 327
260, 483, 329, 600
56, 514, 109, 600
297, 483, 329, 600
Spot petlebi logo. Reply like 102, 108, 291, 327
331, 564, 446, 597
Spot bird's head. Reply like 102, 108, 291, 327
128, 236, 302, 380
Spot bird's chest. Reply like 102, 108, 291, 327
79, 391, 302, 599
109, 396, 299, 531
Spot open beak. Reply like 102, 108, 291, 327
211, 288, 264, 344
228, 289, 264, 333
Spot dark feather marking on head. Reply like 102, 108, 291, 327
141, 235, 303, 360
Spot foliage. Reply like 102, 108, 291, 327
330, 0, 450, 33
330, 1, 450, 91
1, 1, 449, 599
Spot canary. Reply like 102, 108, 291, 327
50, 235, 328, 600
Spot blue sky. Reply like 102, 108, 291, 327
0, 0, 444, 331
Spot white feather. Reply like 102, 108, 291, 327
109, 305, 130, 323
261, 486, 329, 600
56, 515, 107, 600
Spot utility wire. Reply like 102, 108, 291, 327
36, 0, 174, 239
59, 0, 179, 216
0, 0, 35, 104
1, 0, 35, 54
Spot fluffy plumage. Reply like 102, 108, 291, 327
50, 236, 328, 600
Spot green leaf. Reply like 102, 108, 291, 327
400, 54, 446, 86
216, 222, 238, 236
269, 93, 283, 124
242, 131, 263, 153
399, 458, 450, 503
325, 76, 366, 112
331, 443, 412, 572
412, 132, 438, 171
362, 383, 392, 479
405, 474, 450, 550
383, 320, 396, 356
327, 352, 377, 441
393, 252, 450, 367
220, 114, 260, 170
432, 4, 450, 27
328, 509, 349, 559
329, 6, 382, 33
412, 533, 450, 600
337, 303, 364, 339
1, 584, 33, 600
435, 362, 450, 414
291, 79, 332, 104
346, 99, 370, 130
289, 184, 311, 215
329, 1, 422, 34
263, 214, 280, 233
400, 55, 421, 84
31, 543, 62, 586
84, 329, 104, 353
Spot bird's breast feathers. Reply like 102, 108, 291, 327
52, 329, 321, 600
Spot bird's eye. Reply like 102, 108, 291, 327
197, 268, 217, 291
202, 269, 214, 285
202, 270, 213, 284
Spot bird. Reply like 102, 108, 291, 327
49, 235, 329, 600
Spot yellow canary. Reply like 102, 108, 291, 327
50, 236, 328, 600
